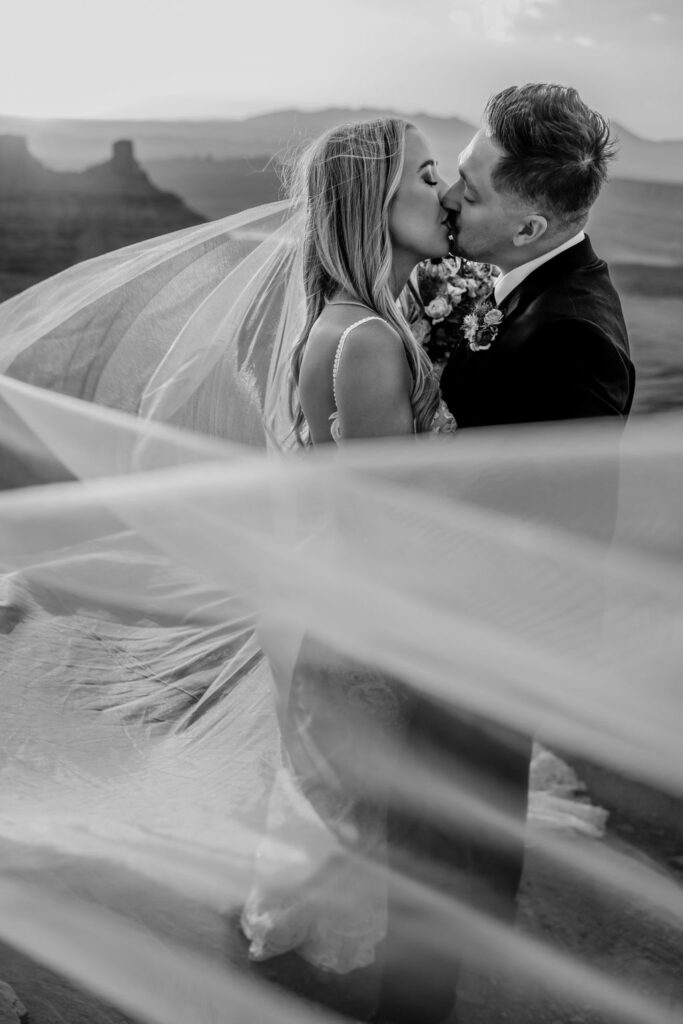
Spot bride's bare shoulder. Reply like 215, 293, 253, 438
299, 310, 412, 440
301, 311, 405, 389
332, 317, 410, 399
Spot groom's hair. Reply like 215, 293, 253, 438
483, 83, 617, 228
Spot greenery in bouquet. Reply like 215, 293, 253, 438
405, 257, 501, 370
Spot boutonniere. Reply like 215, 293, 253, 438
462, 301, 505, 352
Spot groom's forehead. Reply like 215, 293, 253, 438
460, 132, 478, 162
459, 131, 498, 179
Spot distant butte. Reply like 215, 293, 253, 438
0, 136, 205, 300
79, 139, 176, 196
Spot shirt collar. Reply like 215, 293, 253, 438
493, 230, 585, 306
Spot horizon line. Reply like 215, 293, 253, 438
0, 106, 681, 145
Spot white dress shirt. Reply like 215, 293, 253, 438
493, 231, 585, 306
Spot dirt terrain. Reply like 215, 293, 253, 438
1, 764, 681, 1024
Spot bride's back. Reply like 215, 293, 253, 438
298, 306, 412, 445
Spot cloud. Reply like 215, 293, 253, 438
448, 0, 557, 42
445, 0, 680, 56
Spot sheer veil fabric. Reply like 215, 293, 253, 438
0, 202, 681, 1023
0, 201, 304, 448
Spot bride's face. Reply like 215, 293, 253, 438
388, 128, 451, 264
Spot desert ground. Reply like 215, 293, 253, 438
1, 756, 682, 1024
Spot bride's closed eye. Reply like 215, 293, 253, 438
421, 160, 439, 186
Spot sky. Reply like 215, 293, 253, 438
2, 0, 682, 139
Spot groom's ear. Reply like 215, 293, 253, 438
512, 214, 548, 248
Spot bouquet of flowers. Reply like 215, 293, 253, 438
405, 257, 501, 370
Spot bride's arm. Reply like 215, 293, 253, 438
334, 320, 414, 439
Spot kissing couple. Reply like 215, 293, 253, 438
0, 83, 636, 1024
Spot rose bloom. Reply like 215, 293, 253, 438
425, 296, 452, 322
483, 308, 504, 326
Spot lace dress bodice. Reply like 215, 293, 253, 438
329, 316, 457, 443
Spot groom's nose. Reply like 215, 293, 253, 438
441, 179, 463, 212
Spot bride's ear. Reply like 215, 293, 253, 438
512, 214, 548, 248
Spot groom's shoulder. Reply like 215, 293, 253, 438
508, 246, 631, 357
525, 247, 625, 324
534, 270, 620, 317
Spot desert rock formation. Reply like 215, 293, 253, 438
0, 136, 205, 300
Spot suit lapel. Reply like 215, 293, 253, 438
497, 235, 601, 326
497, 288, 522, 319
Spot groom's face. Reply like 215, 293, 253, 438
442, 130, 526, 268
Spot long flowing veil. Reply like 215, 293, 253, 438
0, 204, 681, 1024
0, 200, 304, 449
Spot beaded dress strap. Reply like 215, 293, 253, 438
332, 316, 385, 409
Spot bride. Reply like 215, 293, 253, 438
238, 113, 474, 1024
241, 116, 465, 1024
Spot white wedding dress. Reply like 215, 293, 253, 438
242, 315, 455, 973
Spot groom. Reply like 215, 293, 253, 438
378, 85, 635, 1024
440, 82, 635, 425
439, 86, 635, 943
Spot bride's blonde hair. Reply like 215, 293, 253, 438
287, 117, 441, 444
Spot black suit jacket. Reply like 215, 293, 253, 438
440, 236, 635, 427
